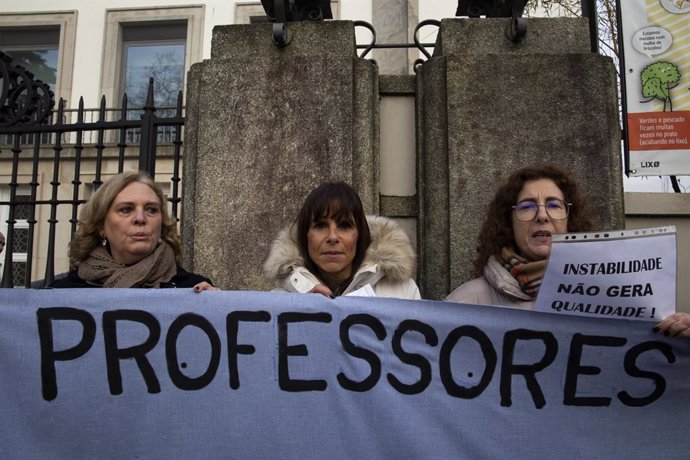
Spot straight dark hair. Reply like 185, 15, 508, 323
296, 182, 371, 283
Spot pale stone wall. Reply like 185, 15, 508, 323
183, 21, 378, 290
625, 193, 690, 313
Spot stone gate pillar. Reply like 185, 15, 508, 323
182, 21, 379, 289
417, 18, 624, 300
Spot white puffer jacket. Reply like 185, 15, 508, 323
262, 215, 421, 300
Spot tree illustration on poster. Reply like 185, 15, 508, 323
641, 62, 681, 112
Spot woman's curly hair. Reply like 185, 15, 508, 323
472, 164, 594, 277
68, 171, 182, 269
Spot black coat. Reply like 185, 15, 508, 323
49, 265, 213, 288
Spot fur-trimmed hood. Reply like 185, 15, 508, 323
262, 215, 416, 285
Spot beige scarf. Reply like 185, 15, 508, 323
78, 242, 177, 288
499, 247, 546, 297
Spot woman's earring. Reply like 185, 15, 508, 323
101, 236, 107, 247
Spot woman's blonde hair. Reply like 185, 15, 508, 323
68, 171, 182, 268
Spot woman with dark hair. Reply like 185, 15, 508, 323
446, 164, 593, 308
263, 182, 420, 299
50, 171, 216, 290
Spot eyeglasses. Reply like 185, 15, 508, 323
512, 199, 571, 222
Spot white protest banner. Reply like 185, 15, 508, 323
1, 288, 689, 459
620, 0, 690, 175
534, 226, 676, 320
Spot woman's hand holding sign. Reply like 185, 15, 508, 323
655, 312, 690, 338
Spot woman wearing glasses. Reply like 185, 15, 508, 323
446, 164, 593, 309
446, 164, 690, 338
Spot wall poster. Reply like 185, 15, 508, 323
620, 0, 690, 176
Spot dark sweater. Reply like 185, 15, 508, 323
49, 265, 213, 288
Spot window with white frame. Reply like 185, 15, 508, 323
121, 21, 187, 110
0, 26, 59, 145
0, 12, 77, 105
0, 13, 76, 145
101, 7, 204, 110
0, 26, 59, 88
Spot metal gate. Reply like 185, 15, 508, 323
0, 51, 185, 287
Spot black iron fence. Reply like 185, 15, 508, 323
0, 71, 185, 288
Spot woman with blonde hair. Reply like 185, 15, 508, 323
50, 171, 215, 290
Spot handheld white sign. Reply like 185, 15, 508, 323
534, 226, 676, 321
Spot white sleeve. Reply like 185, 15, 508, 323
406, 279, 422, 300
281, 266, 322, 293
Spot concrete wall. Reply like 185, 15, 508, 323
625, 193, 690, 314
183, 21, 378, 290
